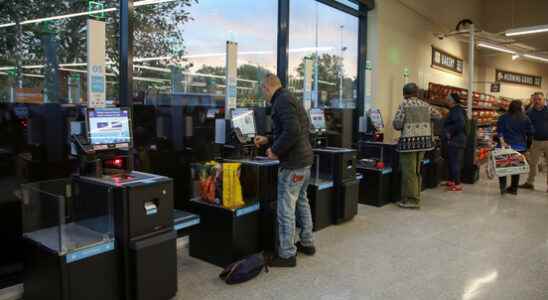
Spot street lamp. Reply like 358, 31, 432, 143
339, 25, 347, 106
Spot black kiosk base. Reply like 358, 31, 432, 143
74, 172, 177, 300
23, 239, 118, 300
312, 147, 359, 225
189, 199, 261, 268
308, 179, 334, 231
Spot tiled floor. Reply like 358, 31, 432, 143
176, 174, 548, 300
1, 174, 546, 300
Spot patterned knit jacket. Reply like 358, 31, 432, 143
393, 97, 440, 152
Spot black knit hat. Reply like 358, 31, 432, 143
448, 93, 462, 104
403, 83, 418, 97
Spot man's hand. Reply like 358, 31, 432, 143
254, 135, 269, 148
266, 148, 278, 160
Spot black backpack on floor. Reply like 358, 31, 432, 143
219, 253, 268, 284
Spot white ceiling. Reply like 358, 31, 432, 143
481, 0, 548, 54
397, 0, 548, 55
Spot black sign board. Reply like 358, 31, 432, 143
490, 83, 501, 93
496, 69, 542, 87
431, 46, 464, 74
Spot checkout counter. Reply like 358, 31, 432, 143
20, 107, 190, 300
188, 109, 278, 266
356, 109, 442, 207
132, 104, 222, 210
307, 108, 359, 231
0, 103, 79, 289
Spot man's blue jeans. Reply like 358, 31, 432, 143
277, 166, 315, 258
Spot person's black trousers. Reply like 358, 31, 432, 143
499, 175, 520, 192
498, 150, 525, 194
447, 146, 464, 185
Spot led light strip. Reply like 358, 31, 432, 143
0, 0, 177, 29
477, 43, 516, 54
0, 46, 337, 71
523, 54, 548, 63
505, 24, 548, 37
133, 65, 261, 83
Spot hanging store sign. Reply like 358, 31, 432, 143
87, 19, 106, 108
495, 69, 542, 87
431, 46, 464, 74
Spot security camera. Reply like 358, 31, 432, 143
434, 33, 445, 40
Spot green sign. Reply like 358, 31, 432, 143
41, 20, 58, 34
366, 60, 372, 71
89, 1, 106, 20
7, 69, 17, 78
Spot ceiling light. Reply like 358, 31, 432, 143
0, 8, 116, 29
505, 24, 548, 37
523, 54, 548, 63
478, 43, 516, 54
511, 54, 520, 60
134, 0, 177, 6
0, 0, 175, 29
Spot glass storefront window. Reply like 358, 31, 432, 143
289, 0, 359, 109
0, 1, 120, 105
132, 0, 277, 108
335, 0, 360, 10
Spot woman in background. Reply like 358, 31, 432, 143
496, 100, 533, 195
443, 93, 467, 192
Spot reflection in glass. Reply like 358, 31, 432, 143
289, 0, 359, 109
133, 0, 278, 108
0, 0, 123, 104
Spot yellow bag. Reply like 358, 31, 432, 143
222, 163, 245, 209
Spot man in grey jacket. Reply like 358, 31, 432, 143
254, 74, 315, 267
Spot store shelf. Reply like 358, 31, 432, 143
471, 106, 498, 111
477, 122, 496, 127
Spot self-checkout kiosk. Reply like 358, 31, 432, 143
356, 106, 441, 207
21, 107, 181, 300
189, 108, 275, 266
357, 107, 401, 207
307, 108, 359, 230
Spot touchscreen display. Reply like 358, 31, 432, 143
88, 108, 131, 145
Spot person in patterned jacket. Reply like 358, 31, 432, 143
393, 83, 440, 209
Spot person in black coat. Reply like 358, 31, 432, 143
254, 74, 315, 267
444, 93, 467, 191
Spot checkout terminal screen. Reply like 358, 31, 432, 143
309, 108, 326, 130
231, 110, 256, 137
88, 108, 131, 145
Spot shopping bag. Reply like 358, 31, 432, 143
487, 148, 529, 179
222, 163, 245, 209
196, 161, 220, 204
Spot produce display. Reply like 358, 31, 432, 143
427, 83, 468, 107
497, 97, 512, 111
472, 110, 497, 125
